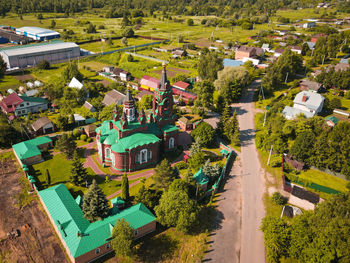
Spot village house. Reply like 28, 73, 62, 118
223, 58, 244, 68
12, 136, 53, 165
102, 89, 126, 106
84, 124, 97, 137
290, 46, 302, 54
31, 117, 55, 135
136, 90, 153, 101
178, 116, 193, 131
172, 87, 197, 104
38, 184, 156, 263
274, 48, 285, 57
82, 101, 97, 113
282, 91, 325, 120
235, 46, 258, 60
299, 79, 322, 93
172, 81, 190, 91
311, 33, 327, 44
113, 68, 132, 81
96, 65, 179, 172
0, 92, 49, 117
140, 75, 159, 91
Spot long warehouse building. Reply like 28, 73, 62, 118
15, 27, 60, 41
0, 41, 80, 69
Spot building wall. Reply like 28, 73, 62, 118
5, 46, 80, 68
163, 131, 178, 151
15, 102, 48, 116
75, 243, 113, 263
293, 103, 314, 114
22, 154, 42, 165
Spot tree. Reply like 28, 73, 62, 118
86, 23, 97, 33
214, 66, 250, 103
121, 174, 129, 201
202, 159, 221, 180
127, 54, 134, 62
70, 150, 88, 186
122, 27, 134, 38
121, 13, 131, 28
46, 169, 51, 185
62, 61, 83, 83
187, 18, 194, 26
261, 216, 291, 263
329, 97, 341, 111
153, 159, 177, 190
198, 51, 223, 81
50, 20, 56, 29
37, 60, 50, 70
191, 122, 215, 147
121, 37, 128, 46
272, 192, 287, 205
196, 80, 214, 110
56, 115, 69, 131
107, 37, 113, 46
290, 131, 315, 163
139, 94, 153, 110
82, 180, 109, 221
155, 189, 198, 232
55, 133, 77, 159
0, 55, 7, 78
111, 219, 134, 257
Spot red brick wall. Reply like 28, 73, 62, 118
163, 131, 178, 151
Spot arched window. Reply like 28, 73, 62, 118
169, 137, 175, 149
140, 149, 147, 164
111, 152, 115, 166
105, 148, 111, 158
97, 142, 102, 156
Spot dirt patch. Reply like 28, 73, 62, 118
97, 79, 111, 87
14, 74, 34, 82
194, 38, 213, 48
152, 69, 177, 78
167, 67, 190, 74
0, 159, 68, 263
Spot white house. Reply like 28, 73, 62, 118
282, 91, 324, 120
68, 77, 84, 90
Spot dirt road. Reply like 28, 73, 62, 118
236, 80, 265, 263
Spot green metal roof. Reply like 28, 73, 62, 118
161, 124, 178, 133
20, 96, 48, 104
325, 116, 339, 125
220, 149, 229, 155
111, 196, 125, 206
193, 168, 209, 185
13, 136, 52, 160
39, 184, 156, 259
111, 132, 161, 153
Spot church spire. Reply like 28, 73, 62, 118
123, 90, 136, 122
159, 62, 170, 90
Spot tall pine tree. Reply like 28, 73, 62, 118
121, 174, 129, 201
153, 159, 177, 191
82, 180, 109, 222
70, 150, 88, 186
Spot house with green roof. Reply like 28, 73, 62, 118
96, 64, 179, 172
193, 168, 209, 190
38, 184, 156, 263
12, 136, 53, 165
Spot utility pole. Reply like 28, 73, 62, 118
267, 145, 273, 166
284, 72, 289, 84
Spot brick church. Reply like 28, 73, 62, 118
96, 64, 179, 172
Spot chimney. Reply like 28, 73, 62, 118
302, 95, 308, 102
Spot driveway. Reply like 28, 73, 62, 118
236, 80, 266, 263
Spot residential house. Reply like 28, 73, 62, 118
171, 49, 186, 58
84, 124, 97, 137
103, 66, 114, 73
172, 81, 190, 91
290, 46, 302, 54
0, 93, 49, 117
38, 184, 156, 263
311, 33, 327, 44
12, 136, 53, 165
178, 117, 193, 131
306, 41, 315, 50
113, 68, 131, 81
235, 46, 257, 60
282, 91, 325, 119
299, 79, 322, 93
32, 117, 55, 135
82, 101, 96, 112
102, 89, 126, 106
274, 49, 285, 57
140, 76, 159, 91
261, 44, 270, 52
68, 77, 84, 90
74, 114, 86, 126
334, 62, 349, 72
303, 22, 316, 28
136, 90, 153, 101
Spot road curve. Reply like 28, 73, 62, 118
236, 80, 266, 263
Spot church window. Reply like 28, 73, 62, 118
148, 150, 152, 160
97, 142, 102, 156
105, 148, 111, 158
169, 137, 175, 149
111, 153, 115, 166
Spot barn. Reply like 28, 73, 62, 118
15, 27, 60, 41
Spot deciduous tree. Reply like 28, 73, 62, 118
111, 219, 134, 257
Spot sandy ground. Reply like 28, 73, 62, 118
0, 159, 67, 263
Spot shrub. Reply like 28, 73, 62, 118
271, 155, 282, 167
98, 25, 105, 29
176, 161, 188, 170
37, 60, 50, 70
272, 192, 287, 205
73, 129, 83, 138
87, 137, 93, 143
80, 134, 87, 141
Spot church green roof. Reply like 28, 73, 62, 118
39, 184, 156, 259
111, 133, 161, 153
13, 136, 52, 160
161, 124, 178, 133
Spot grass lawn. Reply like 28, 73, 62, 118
327, 93, 350, 111
263, 193, 283, 218
0, 75, 22, 94
297, 169, 349, 193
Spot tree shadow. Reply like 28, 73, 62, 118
240, 128, 256, 146
136, 229, 179, 263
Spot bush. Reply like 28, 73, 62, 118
73, 128, 83, 138
80, 134, 87, 141
87, 137, 93, 143
271, 155, 282, 167
37, 60, 50, 70
98, 25, 105, 29
272, 192, 287, 205
176, 161, 188, 170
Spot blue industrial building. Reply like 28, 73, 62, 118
15, 27, 60, 41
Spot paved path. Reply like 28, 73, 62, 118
203, 155, 242, 263
236, 80, 266, 263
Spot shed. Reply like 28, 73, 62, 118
84, 124, 97, 137
32, 117, 54, 135
102, 89, 126, 106
178, 117, 193, 131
